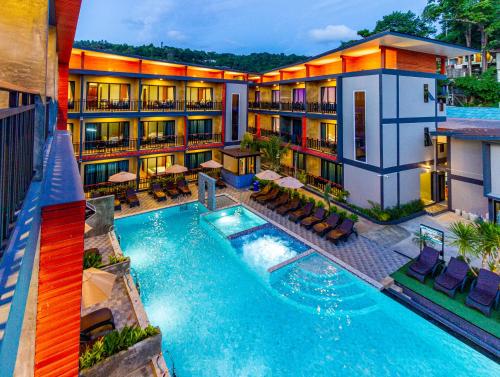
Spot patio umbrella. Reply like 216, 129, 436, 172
255, 170, 281, 181
108, 171, 136, 183
276, 176, 304, 189
84, 223, 93, 234
164, 164, 188, 174
82, 268, 116, 308
200, 160, 223, 169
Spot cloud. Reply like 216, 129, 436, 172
309, 24, 359, 43
166, 30, 187, 42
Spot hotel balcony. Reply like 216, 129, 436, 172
305, 137, 338, 155
260, 128, 280, 138
306, 102, 337, 115
280, 101, 305, 112
68, 99, 223, 113
280, 131, 302, 146
140, 135, 185, 149
248, 101, 280, 110
247, 126, 257, 135
141, 100, 185, 112
186, 101, 223, 111
187, 132, 222, 146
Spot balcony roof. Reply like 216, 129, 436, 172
55, 0, 82, 64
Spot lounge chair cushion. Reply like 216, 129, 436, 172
410, 247, 439, 275
468, 288, 495, 306
435, 274, 461, 290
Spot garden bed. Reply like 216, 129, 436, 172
391, 263, 500, 338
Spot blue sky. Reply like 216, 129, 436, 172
75, 0, 428, 55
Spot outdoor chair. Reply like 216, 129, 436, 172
325, 218, 356, 244
165, 181, 180, 198
276, 198, 300, 216
313, 213, 340, 237
267, 193, 289, 210
256, 187, 280, 204
465, 269, 500, 316
126, 188, 140, 208
433, 257, 469, 297
289, 202, 314, 223
251, 185, 272, 200
406, 246, 442, 283
177, 179, 192, 195
300, 207, 327, 229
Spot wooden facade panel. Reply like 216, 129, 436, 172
397, 49, 437, 73
34, 200, 85, 377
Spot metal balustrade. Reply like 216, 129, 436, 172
305, 137, 337, 155
68, 99, 223, 113
306, 102, 337, 114
187, 133, 222, 146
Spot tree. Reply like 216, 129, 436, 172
452, 67, 500, 105
259, 136, 290, 172
358, 11, 436, 38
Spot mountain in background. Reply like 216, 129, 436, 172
73, 40, 309, 73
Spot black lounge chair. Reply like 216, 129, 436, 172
250, 185, 272, 200
267, 193, 289, 210
313, 213, 340, 237
433, 257, 469, 297
465, 269, 500, 316
151, 183, 166, 201
177, 179, 192, 195
300, 207, 327, 229
216, 177, 227, 189
289, 202, 314, 223
126, 188, 140, 207
165, 181, 180, 198
256, 187, 280, 204
276, 198, 300, 216
406, 246, 441, 283
325, 218, 356, 244
81, 308, 115, 337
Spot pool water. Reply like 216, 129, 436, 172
115, 202, 499, 377
447, 106, 500, 120
202, 205, 267, 236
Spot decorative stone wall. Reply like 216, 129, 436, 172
198, 173, 216, 210
86, 195, 115, 238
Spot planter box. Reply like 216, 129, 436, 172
80, 332, 162, 377
101, 259, 130, 277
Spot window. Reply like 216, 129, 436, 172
272, 90, 280, 103
141, 155, 174, 176
292, 88, 305, 103
320, 122, 337, 142
424, 127, 433, 147
141, 85, 175, 103
185, 151, 212, 170
354, 91, 366, 162
272, 117, 280, 133
321, 160, 343, 185
188, 119, 213, 136
84, 122, 130, 143
231, 94, 239, 141
141, 121, 175, 140
68, 81, 75, 108
494, 201, 500, 224
86, 82, 130, 108
293, 151, 306, 170
187, 87, 213, 102
320, 87, 336, 103
254, 91, 261, 103
424, 84, 429, 103
84, 160, 129, 186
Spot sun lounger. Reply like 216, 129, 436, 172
177, 179, 192, 195
250, 185, 271, 200
276, 198, 300, 216
465, 269, 500, 316
267, 193, 289, 210
289, 202, 314, 223
406, 246, 441, 283
165, 181, 180, 198
325, 218, 356, 244
433, 257, 469, 297
313, 213, 340, 237
300, 207, 327, 229
126, 188, 140, 207
256, 187, 280, 204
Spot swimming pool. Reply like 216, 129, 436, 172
115, 202, 499, 377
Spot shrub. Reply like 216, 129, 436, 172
316, 201, 325, 208
84, 252, 102, 269
79, 325, 160, 370
348, 213, 359, 223
108, 255, 129, 265
307, 197, 316, 205
338, 210, 348, 220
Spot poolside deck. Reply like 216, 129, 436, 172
114, 185, 410, 282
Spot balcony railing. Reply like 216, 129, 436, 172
278, 164, 343, 196
247, 126, 257, 134
84, 99, 137, 112
187, 133, 222, 146
280, 132, 302, 146
141, 100, 184, 112
280, 102, 305, 112
260, 129, 280, 138
68, 100, 80, 113
306, 137, 337, 155
186, 101, 222, 111
74, 139, 138, 156
307, 102, 337, 114
0, 100, 36, 246
247, 101, 284, 111
140, 135, 184, 149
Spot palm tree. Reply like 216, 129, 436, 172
240, 132, 259, 152
474, 221, 500, 272
260, 136, 290, 172
448, 221, 478, 265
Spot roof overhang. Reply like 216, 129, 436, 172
55, 0, 82, 64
